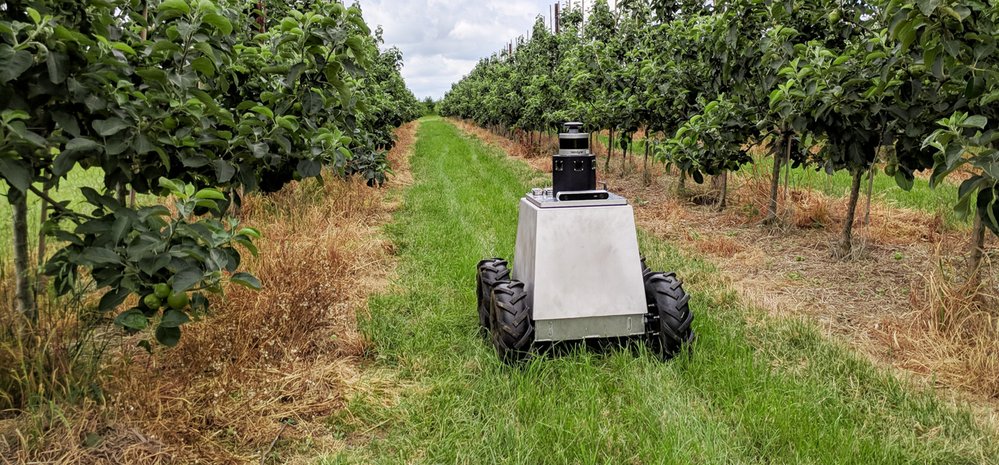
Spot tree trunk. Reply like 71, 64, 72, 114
864, 164, 875, 225
606, 128, 614, 171
36, 187, 48, 286
9, 188, 36, 320
621, 137, 628, 172
140, 1, 149, 40
784, 136, 792, 195
716, 171, 728, 211
764, 135, 785, 224
643, 140, 650, 185
968, 212, 987, 282
837, 170, 864, 259
256, 1, 267, 32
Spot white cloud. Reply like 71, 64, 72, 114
357, 0, 567, 99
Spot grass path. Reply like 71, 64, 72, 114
321, 118, 997, 464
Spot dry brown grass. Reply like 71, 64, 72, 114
1, 121, 420, 464
457, 121, 999, 413
694, 235, 744, 256
879, 249, 999, 398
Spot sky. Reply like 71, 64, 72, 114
358, 0, 606, 100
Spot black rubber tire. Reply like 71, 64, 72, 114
476, 258, 510, 333
490, 280, 534, 362
640, 256, 652, 276
644, 271, 694, 359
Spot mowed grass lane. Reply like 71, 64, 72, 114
322, 118, 997, 464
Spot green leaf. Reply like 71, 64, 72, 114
115, 309, 148, 330
52, 111, 80, 137
136, 67, 168, 84
111, 42, 137, 56
194, 199, 220, 211
769, 89, 783, 107
112, 214, 132, 244
346, 36, 365, 57
250, 105, 274, 119
137, 340, 153, 353
0, 48, 33, 84
203, 12, 233, 35
172, 268, 204, 293
3, 110, 29, 122
0, 158, 33, 192
898, 23, 917, 51
99, 288, 131, 313
962, 115, 988, 129
93, 118, 130, 136
297, 159, 322, 178
917, 0, 941, 16
54, 138, 100, 175
194, 188, 226, 200
26, 7, 41, 23
134, 133, 155, 154
276, 116, 299, 131
158, 177, 183, 195
235, 237, 258, 257
191, 56, 215, 77
231, 272, 261, 290
80, 247, 122, 265
155, 325, 181, 347
46, 51, 68, 84
211, 160, 235, 183
894, 170, 914, 192
237, 227, 262, 239
158, 0, 191, 15
161, 309, 191, 328
8, 121, 46, 146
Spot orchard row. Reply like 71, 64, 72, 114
440, 0, 997, 267
1, 0, 422, 345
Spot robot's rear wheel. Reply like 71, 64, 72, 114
476, 258, 510, 335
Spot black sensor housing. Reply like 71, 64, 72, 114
552, 122, 596, 198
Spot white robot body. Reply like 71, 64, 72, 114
513, 189, 647, 341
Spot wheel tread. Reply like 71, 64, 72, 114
491, 281, 533, 362
476, 258, 510, 333
643, 271, 695, 358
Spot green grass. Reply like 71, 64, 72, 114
738, 157, 964, 227
594, 133, 964, 227
0, 169, 162, 266
596, 133, 650, 157
0, 168, 105, 263
320, 117, 997, 464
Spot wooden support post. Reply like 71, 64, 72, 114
555, 3, 560, 34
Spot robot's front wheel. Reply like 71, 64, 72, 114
490, 280, 534, 362
644, 271, 695, 359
